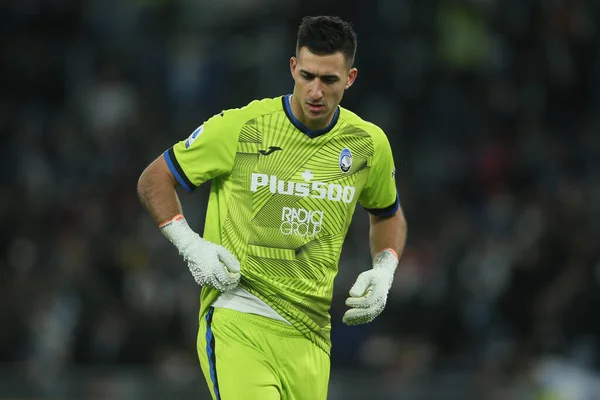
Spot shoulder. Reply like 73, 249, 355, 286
220, 96, 284, 121
338, 106, 390, 145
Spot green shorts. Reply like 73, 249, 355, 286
197, 307, 330, 400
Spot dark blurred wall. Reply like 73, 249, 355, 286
1, 0, 599, 398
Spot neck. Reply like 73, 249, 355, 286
289, 95, 334, 131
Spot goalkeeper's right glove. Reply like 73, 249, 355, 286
159, 214, 241, 292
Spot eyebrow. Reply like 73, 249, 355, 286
299, 69, 340, 80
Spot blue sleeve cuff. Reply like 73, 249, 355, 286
163, 148, 195, 192
364, 193, 400, 217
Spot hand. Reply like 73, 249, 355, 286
160, 215, 241, 292
180, 235, 241, 292
342, 249, 397, 326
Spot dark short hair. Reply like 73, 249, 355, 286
296, 16, 357, 67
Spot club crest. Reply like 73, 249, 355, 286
339, 148, 352, 173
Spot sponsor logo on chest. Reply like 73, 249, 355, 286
250, 170, 356, 203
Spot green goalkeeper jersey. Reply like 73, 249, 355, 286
164, 95, 398, 354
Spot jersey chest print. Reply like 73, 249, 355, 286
230, 123, 371, 247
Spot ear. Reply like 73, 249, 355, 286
290, 57, 297, 77
345, 67, 358, 89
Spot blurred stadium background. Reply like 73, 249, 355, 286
1, 0, 600, 399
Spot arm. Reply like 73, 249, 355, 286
342, 208, 407, 326
369, 207, 407, 260
137, 153, 241, 292
137, 155, 183, 225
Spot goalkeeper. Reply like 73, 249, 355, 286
138, 15, 407, 400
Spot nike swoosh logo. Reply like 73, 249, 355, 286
258, 146, 283, 156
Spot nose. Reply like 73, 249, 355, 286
308, 80, 324, 100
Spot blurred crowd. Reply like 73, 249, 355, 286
1, 0, 600, 398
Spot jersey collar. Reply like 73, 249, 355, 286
282, 94, 340, 139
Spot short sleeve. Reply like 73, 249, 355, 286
163, 110, 242, 192
358, 131, 399, 217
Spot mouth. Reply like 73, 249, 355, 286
306, 103, 325, 113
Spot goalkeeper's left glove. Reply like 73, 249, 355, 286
342, 248, 398, 326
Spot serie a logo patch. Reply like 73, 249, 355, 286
185, 125, 204, 148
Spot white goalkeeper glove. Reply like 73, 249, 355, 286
159, 215, 241, 292
343, 248, 398, 326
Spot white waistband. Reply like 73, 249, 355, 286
212, 286, 291, 324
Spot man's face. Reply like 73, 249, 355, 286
290, 47, 357, 130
